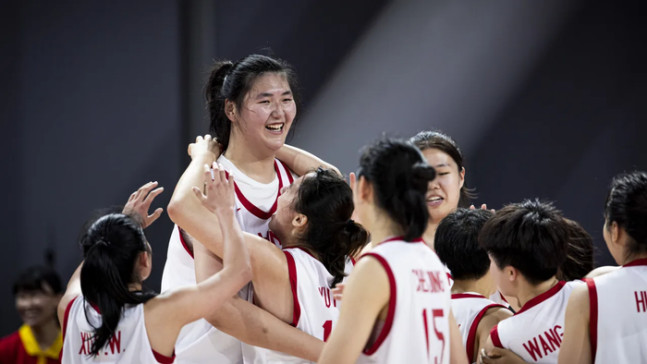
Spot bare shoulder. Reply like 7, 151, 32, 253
585, 266, 620, 279
568, 283, 591, 313
477, 306, 513, 338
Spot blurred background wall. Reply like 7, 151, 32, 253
0, 0, 645, 333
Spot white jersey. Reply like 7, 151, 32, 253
489, 291, 513, 311
588, 258, 647, 364
160, 157, 294, 364
490, 280, 583, 363
451, 293, 506, 363
357, 237, 451, 364
60, 296, 174, 364
242, 248, 355, 363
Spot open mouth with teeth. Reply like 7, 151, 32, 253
427, 196, 444, 207
265, 123, 285, 132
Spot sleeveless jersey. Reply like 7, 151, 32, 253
489, 291, 513, 311
588, 258, 647, 363
357, 237, 452, 364
60, 296, 174, 364
242, 248, 355, 363
490, 280, 583, 363
160, 157, 294, 364
451, 293, 506, 363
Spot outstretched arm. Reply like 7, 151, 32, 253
194, 242, 324, 361
276, 144, 341, 177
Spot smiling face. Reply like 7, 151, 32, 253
421, 148, 465, 224
15, 284, 61, 329
231, 72, 296, 153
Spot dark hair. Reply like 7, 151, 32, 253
358, 138, 436, 241
13, 266, 63, 296
557, 219, 594, 281
409, 131, 476, 206
205, 54, 301, 151
604, 171, 647, 260
80, 213, 156, 356
435, 208, 493, 280
293, 168, 368, 287
479, 199, 568, 285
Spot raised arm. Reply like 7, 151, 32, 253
318, 256, 390, 364
167, 135, 223, 248
145, 166, 252, 353
276, 144, 341, 177
194, 241, 324, 361
58, 181, 165, 326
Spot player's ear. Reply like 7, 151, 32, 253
292, 213, 308, 229
357, 176, 373, 203
506, 266, 518, 282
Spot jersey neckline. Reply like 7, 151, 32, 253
623, 257, 647, 267
514, 280, 566, 315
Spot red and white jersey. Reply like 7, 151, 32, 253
490, 280, 583, 363
451, 293, 506, 363
60, 296, 174, 364
489, 291, 513, 311
357, 237, 451, 364
160, 156, 295, 364
588, 258, 647, 363
242, 248, 355, 363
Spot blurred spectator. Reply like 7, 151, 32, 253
0, 266, 63, 364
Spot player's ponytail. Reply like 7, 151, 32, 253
604, 171, 647, 259
293, 168, 368, 287
357, 138, 437, 241
204, 54, 301, 152
80, 214, 156, 357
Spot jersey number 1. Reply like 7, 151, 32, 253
422, 308, 445, 364
322, 320, 332, 341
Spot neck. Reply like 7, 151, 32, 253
30, 319, 60, 350
367, 214, 404, 249
515, 276, 559, 309
451, 278, 495, 298
622, 252, 647, 265
422, 221, 439, 250
128, 283, 143, 292
224, 131, 277, 183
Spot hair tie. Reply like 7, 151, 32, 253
97, 238, 110, 247
346, 219, 355, 228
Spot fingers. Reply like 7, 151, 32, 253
227, 172, 235, 189
481, 204, 487, 210
143, 187, 164, 203
147, 208, 164, 224
470, 205, 475, 209
192, 186, 206, 200
137, 181, 158, 201
332, 283, 345, 301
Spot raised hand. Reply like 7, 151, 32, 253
187, 134, 221, 161
192, 162, 235, 215
123, 181, 164, 228
332, 283, 345, 301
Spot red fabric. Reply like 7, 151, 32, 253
0, 331, 60, 364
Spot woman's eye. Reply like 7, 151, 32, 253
439, 172, 450, 176
259, 100, 270, 104
283, 98, 293, 102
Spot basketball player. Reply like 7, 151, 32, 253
163, 54, 339, 363
58, 181, 252, 363
559, 171, 647, 363
171, 156, 366, 363
435, 208, 513, 363
318, 138, 468, 364
479, 200, 581, 363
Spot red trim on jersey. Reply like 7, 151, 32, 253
377, 236, 424, 246
361, 253, 397, 355
350, 256, 356, 266
586, 279, 598, 363
152, 349, 176, 363
289, 246, 316, 259
284, 250, 301, 327
623, 257, 647, 267
489, 325, 503, 348
515, 281, 566, 315
498, 291, 509, 304
451, 293, 486, 299
279, 160, 295, 184
233, 161, 284, 220
178, 226, 194, 259
466, 304, 506, 362
60, 296, 78, 360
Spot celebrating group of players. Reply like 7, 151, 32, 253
55, 54, 647, 363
